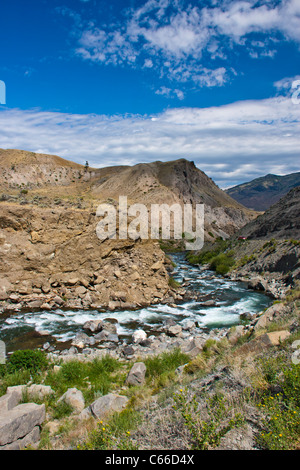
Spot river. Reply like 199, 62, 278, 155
0, 253, 272, 353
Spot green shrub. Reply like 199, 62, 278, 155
186, 240, 234, 272
79, 409, 139, 450
7, 349, 48, 374
209, 252, 235, 274
45, 355, 121, 399
51, 400, 74, 420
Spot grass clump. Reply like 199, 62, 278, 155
79, 408, 140, 450
256, 363, 300, 450
173, 388, 244, 450
143, 349, 190, 392
168, 276, 181, 288
45, 355, 122, 404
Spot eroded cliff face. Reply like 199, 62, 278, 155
0, 204, 179, 312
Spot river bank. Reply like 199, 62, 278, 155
0, 253, 272, 357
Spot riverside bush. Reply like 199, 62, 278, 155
7, 349, 49, 373
186, 240, 235, 274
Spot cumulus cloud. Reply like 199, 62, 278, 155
73, 0, 300, 88
0, 94, 299, 187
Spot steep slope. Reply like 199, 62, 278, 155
236, 186, 300, 240
226, 172, 300, 211
0, 149, 256, 239
0, 204, 177, 312
91, 159, 256, 239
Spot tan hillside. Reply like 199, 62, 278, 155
0, 148, 257, 239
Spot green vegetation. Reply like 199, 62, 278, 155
186, 239, 235, 275
45, 356, 123, 404
79, 408, 140, 450
168, 276, 181, 288
173, 389, 244, 450
6, 349, 49, 374
256, 359, 300, 450
1, 294, 300, 450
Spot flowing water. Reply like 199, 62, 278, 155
0, 253, 272, 353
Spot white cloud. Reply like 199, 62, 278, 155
155, 86, 185, 99
0, 94, 299, 187
72, 0, 300, 88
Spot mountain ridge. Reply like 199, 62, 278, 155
0, 148, 256, 240
226, 171, 300, 211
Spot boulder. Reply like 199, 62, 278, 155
165, 324, 182, 337
0, 389, 22, 414
83, 319, 103, 333
247, 277, 267, 292
102, 321, 117, 334
85, 393, 129, 420
236, 330, 291, 356
132, 329, 147, 344
0, 426, 41, 450
58, 388, 85, 413
26, 384, 54, 400
126, 362, 147, 386
71, 332, 92, 348
254, 303, 287, 331
0, 403, 45, 447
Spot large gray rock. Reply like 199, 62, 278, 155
0, 388, 22, 414
0, 426, 41, 450
126, 362, 146, 386
58, 388, 85, 413
0, 403, 45, 447
83, 319, 103, 333
83, 393, 128, 420
254, 303, 287, 331
71, 332, 92, 348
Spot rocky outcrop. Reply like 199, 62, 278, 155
0, 204, 175, 313
228, 239, 300, 298
237, 186, 300, 240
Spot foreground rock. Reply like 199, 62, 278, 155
236, 330, 291, 356
58, 388, 85, 413
126, 362, 147, 386
80, 393, 129, 421
0, 403, 45, 450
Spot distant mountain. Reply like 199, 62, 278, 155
226, 172, 300, 211
236, 186, 300, 240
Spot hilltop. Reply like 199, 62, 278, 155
226, 172, 300, 211
0, 149, 256, 240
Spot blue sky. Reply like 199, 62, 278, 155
0, 0, 300, 187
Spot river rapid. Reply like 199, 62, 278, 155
0, 253, 272, 353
